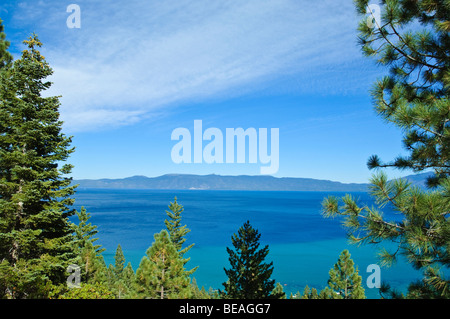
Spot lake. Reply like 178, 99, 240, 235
72, 188, 423, 298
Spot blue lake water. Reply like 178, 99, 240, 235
72, 188, 424, 298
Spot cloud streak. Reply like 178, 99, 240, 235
9, 0, 372, 132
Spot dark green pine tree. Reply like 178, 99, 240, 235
323, 0, 450, 298
0, 34, 77, 298
135, 230, 191, 299
355, 0, 450, 187
222, 220, 283, 299
164, 197, 197, 275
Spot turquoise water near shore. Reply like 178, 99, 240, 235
101, 239, 421, 299
73, 188, 424, 299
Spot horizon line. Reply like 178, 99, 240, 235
71, 171, 432, 185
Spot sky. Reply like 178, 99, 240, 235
0, 0, 411, 183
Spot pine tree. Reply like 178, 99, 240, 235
0, 34, 77, 298
135, 230, 191, 299
299, 285, 319, 299
72, 206, 104, 254
113, 244, 126, 279
165, 197, 191, 253
69, 206, 107, 292
107, 244, 135, 298
164, 197, 197, 275
0, 19, 12, 69
272, 282, 286, 299
222, 220, 283, 299
321, 250, 365, 299
322, 0, 450, 298
121, 262, 136, 297
355, 0, 450, 187
190, 277, 212, 299
80, 241, 108, 285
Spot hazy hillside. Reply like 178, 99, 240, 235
71, 171, 437, 192
73, 174, 368, 192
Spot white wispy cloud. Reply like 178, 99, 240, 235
8, 0, 372, 132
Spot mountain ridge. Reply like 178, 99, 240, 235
71, 172, 433, 192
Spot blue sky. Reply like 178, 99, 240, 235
0, 0, 410, 183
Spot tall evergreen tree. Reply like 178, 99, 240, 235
164, 197, 197, 275
0, 34, 77, 298
323, 1, 450, 298
107, 244, 135, 299
135, 230, 191, 299
222, 220, 283, 299
165, 197, 193, 254
113, 244, 126, 279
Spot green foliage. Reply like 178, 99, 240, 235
406, 266, 450, 298
72, 206, 104, 255
113, 244, 126, 279
321, 0, 450, 299
0, 259, 54, 299
380, 265, 450, 299
189, 277, 219, 299
0, 19, 12, 69
0, 34, 77, 298
165, 197, 192, 254
80, 241, 108, 285
323, 250, 365, 299
222, 220, 283, 299
323, 172, 450, 297
107, 244, 135, 298
354, 0, 450, 187
135, 230, 192, 299
70, 206, 108, 288
297, 285, 319, 299
295, 251, 365, 299
164, 197, 198, 276
50, 282, 114, 299
272, 282, 287, 299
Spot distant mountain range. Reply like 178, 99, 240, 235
72, 172, 433, 192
